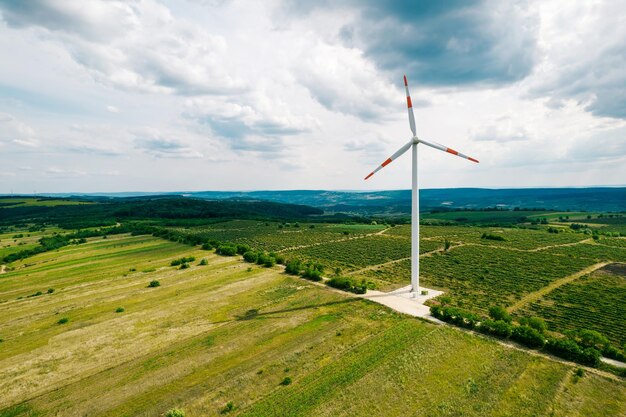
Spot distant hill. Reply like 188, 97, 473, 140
189, 188, 626, 214
0, 196, 323, 228
25, 187, 626, 216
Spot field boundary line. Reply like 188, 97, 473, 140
507, 261, 610, 313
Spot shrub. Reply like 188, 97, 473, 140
576, 329, 609, 350
302, 268, 322, 281
488, 305, 511, 323
280, 376, 292, 386
478, 320, 513, 338
511, 325, 545, 349
57, 317, 69, 324
326, 276, 367, 294
545, 337, 582, 361
236, 244, 251, 255
148, 280, 160, 288
199, 258, 208, 266
115, 307, 125, 313
602, 345, 626, 362
47, 288, 55, 294
574, 367, 585, 377
481, 233, 506, 241
216, 244, 237, 256
165, 409, 185, 417
243, 251, 258, 263
520, 316, 547, 333
179, 262, 189, 269
579, 347, 601, 367
220, 402, 235, 414
201, 242, 214, 250
285, 259, 302, 275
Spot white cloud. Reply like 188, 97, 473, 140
106, 105, 119, 113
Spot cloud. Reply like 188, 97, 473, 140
470, 116, 531, 142
285, 0, 539, 88
567, 125, 626, 163
529, 1, 626, 119
106, 105, 119, 113
0, 112, 38, 148
0, 0, 245, 95
184, 94, 316, 142
133, 130, 203, 159
297, 42, 405, 120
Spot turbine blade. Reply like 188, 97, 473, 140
418, 138, 479, 163
404, 75, 416, 137
364, 139, 413, 180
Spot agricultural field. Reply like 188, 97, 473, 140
517, 264, 626, 346
168, 220, 387, 252
0, 233, 624, 417
0, 197, 93, 207
0, 227, 65, 261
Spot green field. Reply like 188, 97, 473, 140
517, 264, 626, 346
1, 234, 624, 416
0, 197, 93, 207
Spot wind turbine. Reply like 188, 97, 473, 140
364, 75, 479, 296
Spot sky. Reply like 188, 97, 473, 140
0, 0, 625, 193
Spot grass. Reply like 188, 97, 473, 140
0, 234, 624, 416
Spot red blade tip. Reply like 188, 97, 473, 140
403, 75, 408, 86
469, 157, 479, 163
364, 172, 374, 180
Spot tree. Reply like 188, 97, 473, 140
488, 305, 511, 323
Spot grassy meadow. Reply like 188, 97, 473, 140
1, 233, 624, 416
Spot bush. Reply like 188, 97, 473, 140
326, 276, 367, 294
148, 280, 160, 288
47, 288, 55, 294
199, 258, 208, 266
545, 337, 582, 361
511, 325, 545, 349
216, 244, 237, 256
478, 320, 513, 338
488, 306, 512, 323
179, 262, 189, 269
481, 233, 506, 241
302, 268, 322, 281
236, 244, 251, 255
243, 251, 258, 263
201, 242, 213, 250
221, 402, 235, 414
280, 376, 292, 386
285, 259, 302, 275
602, 345, 626, 362
576, 329, 609, 350
165, 409, 185, 417
57, 317, 69, 324
115, 307, 125, 313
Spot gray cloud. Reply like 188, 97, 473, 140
529, 2, 626, 120
286, 0, 538, 88
184, 96, 315, 142
0, 0, 245, 95
134, 133, 203, 159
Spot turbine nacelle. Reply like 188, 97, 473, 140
364, 75, 479, 181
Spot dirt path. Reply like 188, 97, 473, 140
507, 261, 610, 313
0, 264, 5, 274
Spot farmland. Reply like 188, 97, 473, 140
517, 264, 626, 346
1, 233, 624, 416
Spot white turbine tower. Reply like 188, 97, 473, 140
364, 75, 479, 296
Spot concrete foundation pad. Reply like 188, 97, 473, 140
358, 285, 444, 319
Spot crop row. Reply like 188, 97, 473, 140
283, 236, 442, 271
518, 268, 626, 345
